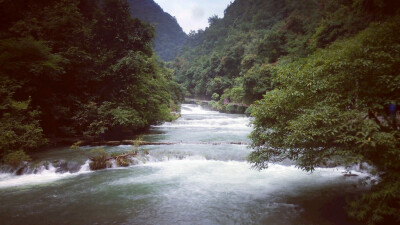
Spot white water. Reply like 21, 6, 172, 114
181, 104, 220, 115
0, 161, 91, 188
0, 104, 367, 225
132, 160, 364, 194
0, 104, 364, 189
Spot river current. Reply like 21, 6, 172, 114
0, 104, 365, 225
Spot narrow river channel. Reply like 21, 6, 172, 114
0, 104, 365, 225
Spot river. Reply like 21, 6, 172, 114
0, 104, 366, 225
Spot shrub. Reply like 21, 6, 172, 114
3, 150, 31, 167
211, 93, 220, 101
226, 104, 237, 113
244, 105, 253, 115
70, 141, 83, 150
89, 149, 109, 170
115, 157, 131, 167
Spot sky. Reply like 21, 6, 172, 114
153, 0, 233, 34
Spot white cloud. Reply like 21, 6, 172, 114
153, 0, 232, 33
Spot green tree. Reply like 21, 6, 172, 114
249, 17, 400, 225
0, 77, 47, 163
243, 63, 273, 102
0, 0, 184, 161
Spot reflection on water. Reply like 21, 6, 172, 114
0, 104, 365, 225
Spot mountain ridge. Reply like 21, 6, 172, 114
127, 0, 187, 61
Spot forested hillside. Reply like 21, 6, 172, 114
0, 0, 183, 164
174, 0, 400, 224
128, 0, 187, 61
174, 0, 399, 107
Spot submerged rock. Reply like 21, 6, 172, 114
15, 166, 26, 176
54, 160, 82, 173
15, 161, 29, 176
343, 173, 359, 177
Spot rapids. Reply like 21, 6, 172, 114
0, 104, 366, 225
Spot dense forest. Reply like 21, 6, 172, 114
128, 0, 187, 61
0, 0, 184, 165
173, 0, 400, 224
1, 0, 400, 223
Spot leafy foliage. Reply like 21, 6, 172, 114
0, 73, 47, 160
173, 0, 399, 105
0, 0, 183, 164
88, 149, 110, 171
174, 0, 400, 224
2, 150, 32, 168
347, 178, 400, 225
249, 16, 400, 224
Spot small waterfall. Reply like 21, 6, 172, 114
0, 160, 91, 188
0, 104, 373, 225
0, 104, 369, 187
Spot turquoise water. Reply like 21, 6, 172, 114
0, 104, 365, 225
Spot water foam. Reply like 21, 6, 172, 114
157, 104, 251, 130
160, 117, 251, 129
112, 159, 366, 198
181, 104, 219, 115
0, 161, 92, 188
